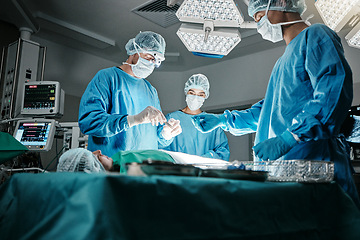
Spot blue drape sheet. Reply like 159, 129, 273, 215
0, 173, 359, 240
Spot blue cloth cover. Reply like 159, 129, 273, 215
0, 173, 360, 240
0, 132, 28, 164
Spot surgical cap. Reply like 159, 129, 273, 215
125, 31, 166, 61
248, 0, 307, 18
57, 148, 106, 173
184, 74, 210, 99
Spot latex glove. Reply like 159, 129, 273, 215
161, 118, 182, 140
253, 130, 298, 160
127, 106, 166, 127
192, 114, 226, 133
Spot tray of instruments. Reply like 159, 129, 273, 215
138, 160, 200, 177
135, 160, 268, 181
231, 160, 335, 183
198, 168, 268, 181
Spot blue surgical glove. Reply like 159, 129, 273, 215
253, 131, 298, 160
192, 114, 226, 133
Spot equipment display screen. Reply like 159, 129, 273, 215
14, 121, 53, 150
23, 84, 56, 110
346, 106, 360, 143
348, 116, 360, 143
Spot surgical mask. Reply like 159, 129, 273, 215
130, 56, 155, 79
257, 0, 305, 43
186, 95, 205, 111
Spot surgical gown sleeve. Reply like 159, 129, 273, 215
202, 129, 230, 161
221, 100, 263, 136
79, 70, 129, 137
287, 25, 353, 141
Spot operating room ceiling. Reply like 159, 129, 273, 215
0, 0, 323, 72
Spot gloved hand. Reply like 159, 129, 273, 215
161, 118, 182, 140
253, 130, 298, 160
192, 113, 226, 133
202, 151, 214, 158
127, 106, 166, 127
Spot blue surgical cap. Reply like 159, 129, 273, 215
57, 148, 106, 173
248, 0, 307, 18
125, 31, 166, 61
184, 74, 210, 99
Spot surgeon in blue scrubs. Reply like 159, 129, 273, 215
160, 74, 230, 160
192, 0, 360, 206
79, 31, 182, 158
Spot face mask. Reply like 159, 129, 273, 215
186, 95, 205, 111
257, 15, 284, 43
256, 0, 305, 43
131, 56, 155, 79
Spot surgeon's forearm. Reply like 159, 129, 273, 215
212, 147, 230, 161
79, 113, 129, 137
220, 100, 262, 136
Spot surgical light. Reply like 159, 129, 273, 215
176, 0, 245, 27
177, 23, 241, 58
315, 0, 360, 32
345, 22, 360, 49
175, 0, 248, 57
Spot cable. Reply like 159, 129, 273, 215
0, 117, 27, 125
55, 136, 59, 167
43, 145, 66, 172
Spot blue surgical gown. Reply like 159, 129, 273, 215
220, 24, 359, 205
78, 67, 170, 158
160, 111, 230, 160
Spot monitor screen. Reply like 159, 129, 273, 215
13, 119, 56, 151
346, 105, 360, 143
23, 83, 56, 109
21, 81, 63, 116
347, 116, 360, 143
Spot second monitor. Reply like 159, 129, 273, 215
13, 118, 56, 151
21, 81, 64, 117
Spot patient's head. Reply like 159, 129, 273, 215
92, 150, 113, 171
57, 148, 107, 173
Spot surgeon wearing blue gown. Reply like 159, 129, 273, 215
192, 0, 360, 207
160, 74, 230, 160
79, 31, 182, 158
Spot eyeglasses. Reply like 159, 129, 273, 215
140, 52, 162, 67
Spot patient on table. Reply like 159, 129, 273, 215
57, 148, 229, 173
56, 148, 175, 173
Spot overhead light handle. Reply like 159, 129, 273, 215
349, 14, 360, 27
203, 20, 214, 43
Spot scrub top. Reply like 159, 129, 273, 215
162, 110, 230, 161
78, 67, 170, 158
220, 24, 359, 205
